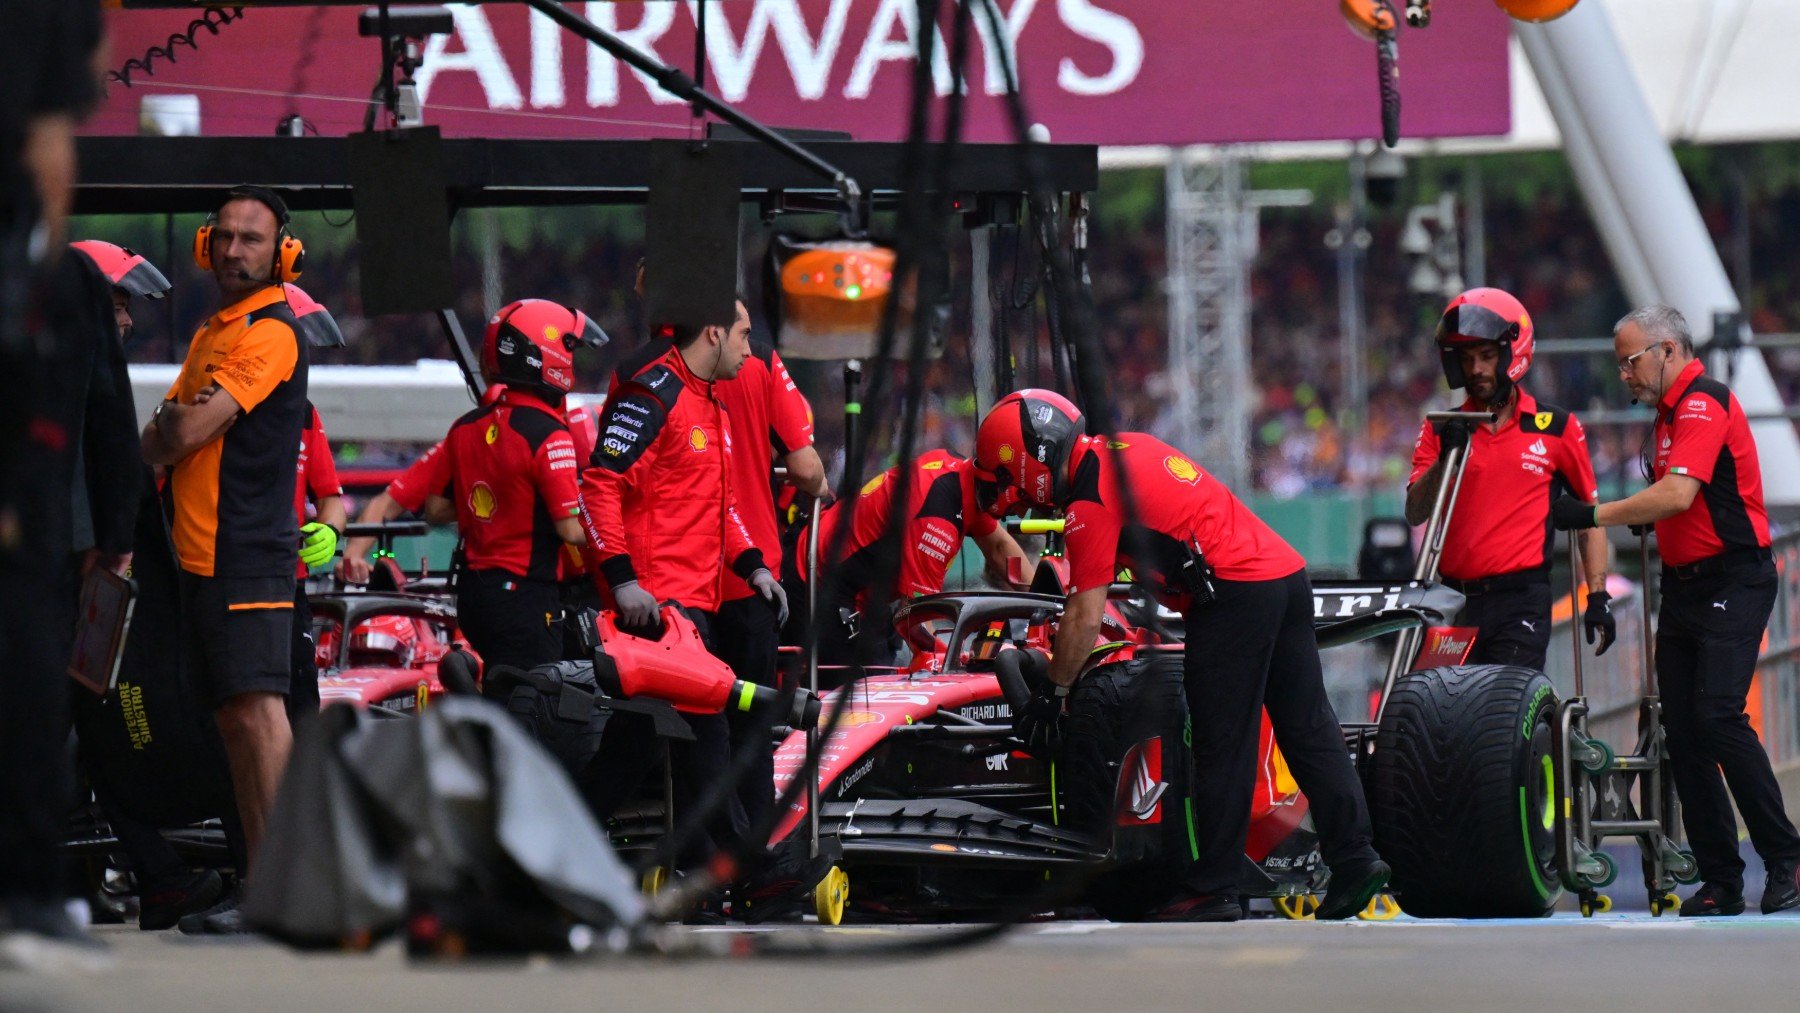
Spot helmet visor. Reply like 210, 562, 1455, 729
573, 312, 609, 350
116, 260, 172, 301
1437, 303, 1516, 346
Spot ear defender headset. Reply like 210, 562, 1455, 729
193, 184, 305, 285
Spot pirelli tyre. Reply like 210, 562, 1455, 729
1371, 664, 1562, 918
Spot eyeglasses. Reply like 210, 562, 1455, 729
1617, 345, 1658, 374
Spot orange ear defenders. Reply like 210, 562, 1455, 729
194, 185, 305, 284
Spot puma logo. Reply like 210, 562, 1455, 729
1713, 600, 1727, 611
1521, 619, 1538, 632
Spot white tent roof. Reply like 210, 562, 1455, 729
1102, 0, 1800, 166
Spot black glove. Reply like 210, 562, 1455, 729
1433, 417, 1473, 454
1551, 495, 1598, 531
1583, 590, 1616, 656
1628, 523, 1653, 537
1013, 680, 1069, 757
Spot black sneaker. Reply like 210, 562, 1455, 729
0, 899, 112, 973
1317, 859, 1391, 921
1679, 882, 1745, 917
1139, 890, 1243, 923
139, 870, 225, 931
1761, 862, 1800, 915
177, 888, 240, 935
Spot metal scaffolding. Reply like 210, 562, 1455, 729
1165, 149, 1253, 490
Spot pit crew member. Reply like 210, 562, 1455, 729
789, 448, 1028, 672
139, 185, 309, 922
396, 299, 602, 675
1407, 287, 1612, 668
972, 389, 1388, 922
578, 298, 786, 865
713, 336, 827, 831
1554, 304, 1800, 917
289, 401, 345, 719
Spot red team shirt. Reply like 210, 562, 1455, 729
1409, 390, 1598, 582
292, 404, 343, 579
1063, 435, 1305, 603
582, 344, 761, 612
400, 387, 583, 581
715, 343, 815, 602
812, 450, 998, 605
1650, 360, 1771, 566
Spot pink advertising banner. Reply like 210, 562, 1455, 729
91, 1, 1511, 145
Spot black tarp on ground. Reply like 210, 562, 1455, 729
244, 697, 644, 948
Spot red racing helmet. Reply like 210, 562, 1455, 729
349, 614, 420, 669
69, 240, 171, 300
1433, 287, 1534, 391
481, 298, 608, 398
972, 389, 1086, 517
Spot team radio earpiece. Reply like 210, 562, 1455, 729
193, 185, 305, 285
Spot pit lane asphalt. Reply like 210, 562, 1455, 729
7, 913, 1799, 1012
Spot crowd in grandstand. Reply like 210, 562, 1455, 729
114, 171, 1800, 498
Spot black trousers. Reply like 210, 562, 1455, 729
1458, 581, 1553, 670
288, 584, 320, 727
0, 560, 76, 904
1183, 570, 1379, 895
1658, 558, 1800, 890
714, 594, 781, 833
457, 570, 562, 678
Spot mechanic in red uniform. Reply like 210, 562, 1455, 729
1554, 304, 1800, 917
1407, 288, 1613, 668
973, 389, 1387, 922
402, 300, 603, 675
789, 449, 1029, 672
288, 402, 345, 720
713, 339, 827, 830
578, 297, 787, 866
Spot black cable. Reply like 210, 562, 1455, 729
108, 6, 247, 89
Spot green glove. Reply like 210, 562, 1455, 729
299, 521, 339, 571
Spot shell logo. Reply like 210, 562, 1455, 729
1164, 455, 1200, 483
997, 444, 1015, 464
485, 423, 500, 445
543, 325, 562, 343
689, 426, 707, 452
469, 482, 497, 520
840, 710, 884, 728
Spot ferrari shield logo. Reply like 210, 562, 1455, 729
485, 423, 500, 445
1535, 412, 1553, 431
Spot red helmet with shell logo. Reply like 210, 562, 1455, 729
972, 389, 1086, 517
481, 298, 608, 399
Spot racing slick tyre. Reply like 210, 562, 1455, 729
1371, 664, 1562, 918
